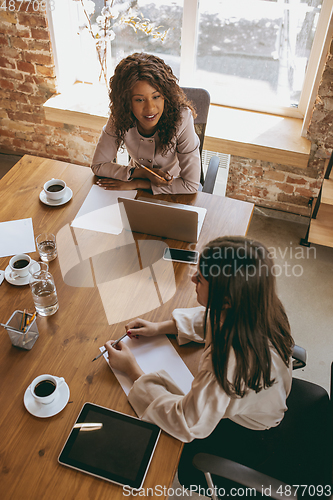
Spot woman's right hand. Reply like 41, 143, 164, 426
132, 163, 173, 187
146, 168, 173, 187
125, 318, 160, 338
105, 340, 144, 381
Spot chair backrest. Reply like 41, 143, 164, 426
269, 376, 331, 487
181, 87, 210, 185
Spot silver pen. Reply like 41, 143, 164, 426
92, 331, 129, 362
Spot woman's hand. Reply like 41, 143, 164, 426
125, 318, 178, 337
125, 318, 160, 338
96, 178, 136, 190
132, 164, 173, 187
105, 340, 144, 381
145, 168, 173, 187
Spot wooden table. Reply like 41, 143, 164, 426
0, 155, 254, 500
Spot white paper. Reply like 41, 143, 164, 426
0, 218, 36, 258
71, 185, 137, 235
101, 335, 194, 396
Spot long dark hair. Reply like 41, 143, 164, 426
108, 52, 196, 153
199, 236, 293, 397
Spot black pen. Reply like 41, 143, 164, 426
92, 332, 129, 362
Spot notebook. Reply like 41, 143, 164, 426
118, 197, 207, 243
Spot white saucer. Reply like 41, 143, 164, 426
39, 187, 73, 206
24, 381, 70, 418
5, 260, 36, 286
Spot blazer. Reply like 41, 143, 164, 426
127, 306, 293, 443
91, 108, 201, 195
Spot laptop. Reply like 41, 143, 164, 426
118, 197, 207, 243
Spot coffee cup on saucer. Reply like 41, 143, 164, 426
9, 253, 32, 279
30, 374, 65, 405
43, 179, 67, 201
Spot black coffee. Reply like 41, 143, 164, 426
34, 380, 56, 397
47, 184, 64, 192
13, 259, 29, 269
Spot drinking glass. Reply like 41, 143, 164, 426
29, 269, 59, 316
36, 233, 58, 262
29, 261, 49, 276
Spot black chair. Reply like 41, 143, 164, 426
181, 87, 221, 193
178, 349, 332, 500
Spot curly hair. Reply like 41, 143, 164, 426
108, 52, 196, 154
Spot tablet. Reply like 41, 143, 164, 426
58, 403, 161, 489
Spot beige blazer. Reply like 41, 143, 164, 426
91, 108, 201, 195
128, 307, 293, 443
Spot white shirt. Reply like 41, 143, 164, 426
128, 307, 292, 442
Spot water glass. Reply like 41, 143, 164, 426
29, 261, 49, 276
36, 233, 58, 262
29, 270, 59, 316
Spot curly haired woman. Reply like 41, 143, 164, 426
91, 52, 201, 194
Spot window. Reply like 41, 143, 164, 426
48, 0, 333, 118
188, 0, 324, 116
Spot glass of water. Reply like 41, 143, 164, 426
29, 269, 59, 316
29, 261, 49, 276
36, 233, 58, 262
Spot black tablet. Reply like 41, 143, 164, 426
58, 403, 161, 489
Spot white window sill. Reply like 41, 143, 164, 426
43, 82, 311, 169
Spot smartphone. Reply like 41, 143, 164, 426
163, 248, 199, 264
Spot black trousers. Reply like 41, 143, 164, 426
178, 380, 332, 499
178, 418, 281, 497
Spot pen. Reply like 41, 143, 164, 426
135, 162, 172, 182
0, 323, 28, 334
92, 331, 129, 362
25, 311, 37, 329
23, 311, 37, 332
20, 309, 27, 331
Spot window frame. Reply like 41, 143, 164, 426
46, 0, 333, 121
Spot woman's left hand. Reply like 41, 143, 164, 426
105, 340, 144, 382
96, 178, 135, 190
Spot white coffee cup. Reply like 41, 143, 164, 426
9, 253, 32, 278
30, 374, 64, 405
43, 179, 66, 201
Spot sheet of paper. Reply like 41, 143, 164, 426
101, 335, 194, 396
71, 185, 137, 235
0, 218, 36, 258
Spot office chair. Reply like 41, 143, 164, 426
178, 349, 332, 500
181, 87, 221, 193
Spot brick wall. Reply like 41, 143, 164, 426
0, 7, 332, 213
226, 38, 333, 215
0, 7, 99, 165
307, 39, 333, 157
226, 158, 323, 216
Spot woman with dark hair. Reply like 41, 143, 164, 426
105, 236, 294, 443
91, 52, 201, 194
